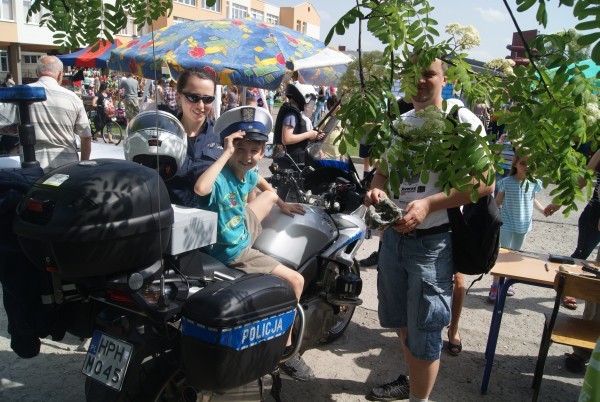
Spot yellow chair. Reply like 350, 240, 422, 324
532, 271, 600, 401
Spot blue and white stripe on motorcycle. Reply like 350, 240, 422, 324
182, 308, 295, 351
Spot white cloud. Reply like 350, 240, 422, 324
475, 7, 509, 23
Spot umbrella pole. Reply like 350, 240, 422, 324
214, 85, 222, 119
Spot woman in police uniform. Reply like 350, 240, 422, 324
166, 68, 224, 207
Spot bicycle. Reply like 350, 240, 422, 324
83, 94, 123, 145
84, 102, 96, 133
100, 116, 123, 145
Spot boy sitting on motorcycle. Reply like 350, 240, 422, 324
193, 106, 315, 382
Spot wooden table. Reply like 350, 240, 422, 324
480, 249, 592, 394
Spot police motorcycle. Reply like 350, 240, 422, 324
268, 151, 372, 215
4, 99, 367, 401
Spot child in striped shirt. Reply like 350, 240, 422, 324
488, 153, 545, 302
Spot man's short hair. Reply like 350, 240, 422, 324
36, 56, 63, 77
410, 51, 448, 74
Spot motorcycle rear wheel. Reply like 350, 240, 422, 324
321, 261, 360, 343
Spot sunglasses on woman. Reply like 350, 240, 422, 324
180, 92, 215, 104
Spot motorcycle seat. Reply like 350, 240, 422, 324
168, 250, 244, 281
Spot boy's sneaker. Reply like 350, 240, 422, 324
488, 283, 498, 302
359, 251, 379, 267
506, 285, 516, 296
279, 354, 315, 381
367, 374, 410, 401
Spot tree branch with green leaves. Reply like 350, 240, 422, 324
327, 0, 599, 214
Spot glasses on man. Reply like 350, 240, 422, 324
180, 92, 215, 104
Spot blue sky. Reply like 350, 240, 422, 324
268, 1, 582, 62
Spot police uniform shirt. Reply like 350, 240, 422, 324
167, 119, 223, 207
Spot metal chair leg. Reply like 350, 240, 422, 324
532, 323, 551, 401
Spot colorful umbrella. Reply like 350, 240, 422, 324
57, 39, 123, 68
295, 64, 348, 87
108, 18, 352, 89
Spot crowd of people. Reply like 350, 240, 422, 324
1, 52, 597, 401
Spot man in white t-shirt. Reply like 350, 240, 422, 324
365, 57, 494, 402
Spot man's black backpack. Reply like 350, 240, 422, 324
446, 107, 502, 278
447, 196, 502, 276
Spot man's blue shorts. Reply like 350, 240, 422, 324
377, 229, 454, 361
359, 143, 372, 158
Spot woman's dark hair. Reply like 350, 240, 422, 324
176, 68, 216, 94
5, 73, 12, 81
99, 82, 108, 91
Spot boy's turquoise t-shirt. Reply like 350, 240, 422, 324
196, 165, 259, 264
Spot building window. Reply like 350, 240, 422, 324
302, 22, 307, 34
250, 9, 263, 21
1, 0, 14, 20
173, 16, 192, 24
175, 0, 196, 6
0, 50, 8, 73
202, 0, 220, 12
296, 20, 301, 32
231, 3, 247, 19
119, 15, 138, 36
23, 55, 40, 64
23, 0, 45, 24
266, 13, 278, 25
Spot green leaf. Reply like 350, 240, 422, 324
575, 20, 600, 31
339, 140, 347, 155
577, 31, 600, 46
517, 0, 537, 12
592, 41, 600, 63
536, 1, 548, 27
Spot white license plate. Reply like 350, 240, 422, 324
82, 331, 133, 391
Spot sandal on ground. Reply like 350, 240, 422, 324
561, 296, 577, 310
564, 353, 587, 373
444, 340, 462, 356
444, 331, 462, 356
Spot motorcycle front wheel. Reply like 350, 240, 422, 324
321, 261, 361, 343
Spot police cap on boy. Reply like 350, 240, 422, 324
216, 106, 273, 142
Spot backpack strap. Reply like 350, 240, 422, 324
445, 105, 463, 215
465, 274, 484, 294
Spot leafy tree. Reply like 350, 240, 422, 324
539, 28, 591, 66
338, 51, 386, 94
28, 0, 173, 50
326, 0, 599, 214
